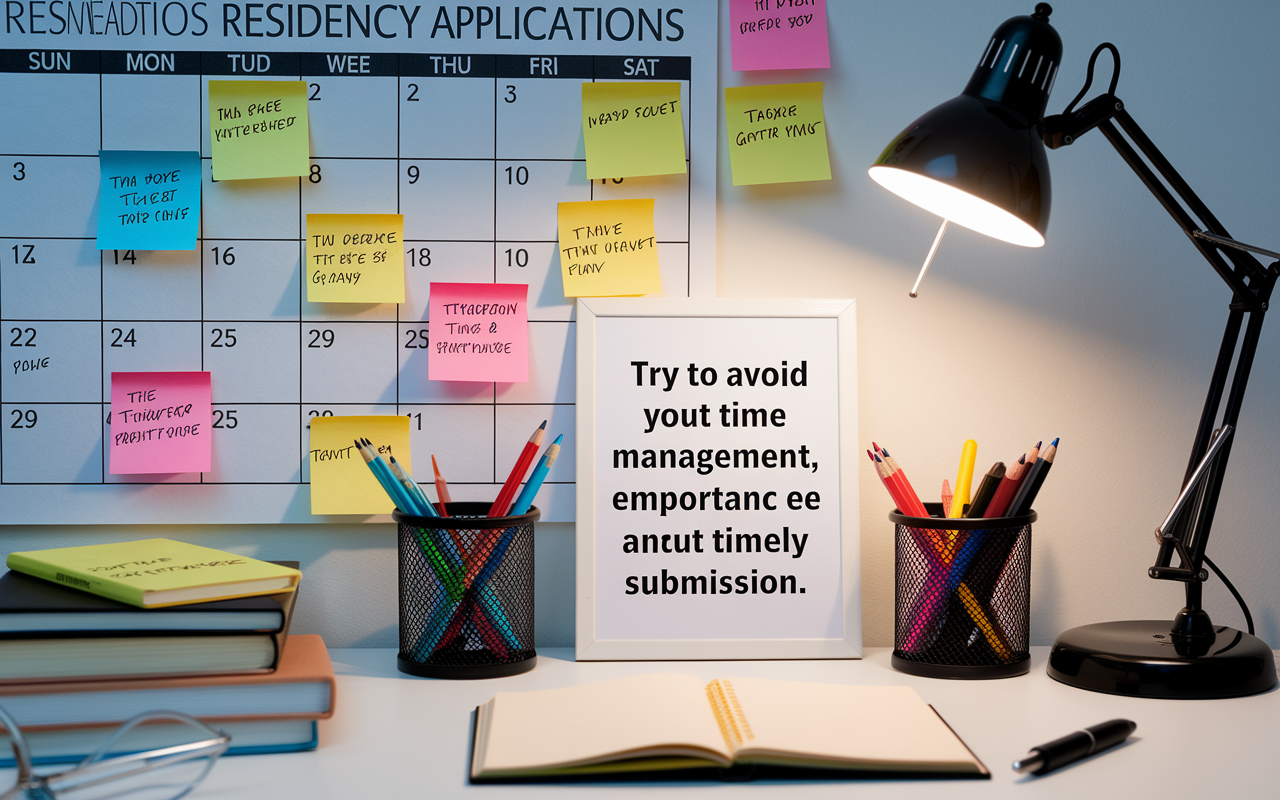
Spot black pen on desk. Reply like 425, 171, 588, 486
1012, 719, 1136, 775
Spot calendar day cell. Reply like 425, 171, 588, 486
1, 239, 100, 320
494, 160, 590, 241
203, 322, 301, 403
102, 75, 202, 152
495, 403, 575, 519
1, 403, 104, 484
102, 249, 201, 321
396, 322, 495, 405
655, 242, 690, 297
201, 75, 309, 159
300, 76, 398, 158
400, 160, 495, 242
2, 322, 101, 403
403, 404, 496, 484
205, 404, 302, 483
302, 300, 395, 322
100, 321, 203, 398
0, 155, 99, 238
399, 78, 496, 160
0, 73, 100, 155
203, 240, 301, 321
592, 172, 690, 241
201, 159, 300, 240
495, 80, 587, 161
498, 321, 574, 404
301, 157, 397, 215
402, 242, 493, 321
301, 322, 397, 404
497, 242, 572, 321
300, 402, 398, 483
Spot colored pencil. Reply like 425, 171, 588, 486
511, 434, 561, 516
356, 439, 417, 515
1007, 438, 1058, 517
983, 455, 1027, 518
489, 421, 546, 517
388, 455, 436, 518
949, 440, 978, 519
875, 444, 929, 518
431, 454, 452, 517
941, 479, 953, 517
964, 462, 1006, 518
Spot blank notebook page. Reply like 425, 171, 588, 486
481, 673, 730, 771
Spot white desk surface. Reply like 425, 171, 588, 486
13, 646, 1279, 798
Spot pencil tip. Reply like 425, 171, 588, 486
1036, 441, 1042, 448
552, 434, 563, 444
1051, 437, 1059, 446
866, 450, 875, 461
1019, 454, 1026, 464
539, 420, 547, 429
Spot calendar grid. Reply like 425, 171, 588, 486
0, 37, 713, 522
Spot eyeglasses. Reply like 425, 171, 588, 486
1, 705, 229, 800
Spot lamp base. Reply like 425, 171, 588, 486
1047, 620, 1277, 699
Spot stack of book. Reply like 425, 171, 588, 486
0, 539, 336, 765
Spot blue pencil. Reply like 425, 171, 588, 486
510, 434, 561, 516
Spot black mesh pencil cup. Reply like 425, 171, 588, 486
394, 502, 538, 679
890, 503, 1035, 679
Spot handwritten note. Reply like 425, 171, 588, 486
556, 199, 661, 297
309, 415, 411, 515
208, 80, 310, 181
730, 0, 830, 71
725, 82, 831, 185
428, 283, 529, 383
97, 151, 200, 251
582, 82, 687, 179
305, 214, 405, 303
109, 372, 211, 475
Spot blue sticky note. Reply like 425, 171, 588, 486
97, 150, 200, 250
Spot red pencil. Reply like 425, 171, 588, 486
431, 454, 452, 517
488, 421, 546, 517
875, 444, 929, 518
984, 446, 1037, 519
869, 451, 910, 511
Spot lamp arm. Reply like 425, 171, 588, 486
1042, 47, 1280, 628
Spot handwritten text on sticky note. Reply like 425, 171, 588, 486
428, 283, 529, 383
310, 415, 411, 515
725, 82, 831, 185
109, 372, 212, 475
556, 199, 661, 297
306, 214, 405, 303
208, 80, 310, 181
582, 82, 686, 179
730, 0, 830, 71
97, 151, 200, 251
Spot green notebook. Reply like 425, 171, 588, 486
6, 539, 300, 608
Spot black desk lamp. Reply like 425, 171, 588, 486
869, 4, 1279, 698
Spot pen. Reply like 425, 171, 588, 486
1012, 719, 1136, 775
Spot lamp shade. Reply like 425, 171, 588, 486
869, 4, 1062, 247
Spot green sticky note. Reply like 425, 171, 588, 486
209, 80, 310, 181
725, 82, 832, 186
582, 82, 687, 179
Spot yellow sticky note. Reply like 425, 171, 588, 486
306, 214, 405, 303
557, 199, 661, 297
309, 416, 411, 515
725, 82, 832, 185
209, 80, 310, 181
582, 82, 687, 179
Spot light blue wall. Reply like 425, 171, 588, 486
3, 1, 1277, 650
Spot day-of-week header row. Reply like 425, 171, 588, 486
0, 49, 691, 79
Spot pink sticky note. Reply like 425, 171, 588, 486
109, 372, 212, 474
730, 0, 831, 71
428, 283, 529, 383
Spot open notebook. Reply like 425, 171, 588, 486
471, 674, 987, 781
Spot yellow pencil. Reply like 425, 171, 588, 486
949, 439, 978, 519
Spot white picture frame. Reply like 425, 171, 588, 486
576, 298, 860, 660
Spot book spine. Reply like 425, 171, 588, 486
5, 553, 144, 607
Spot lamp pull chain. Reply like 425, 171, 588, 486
909, 219, 950, 298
